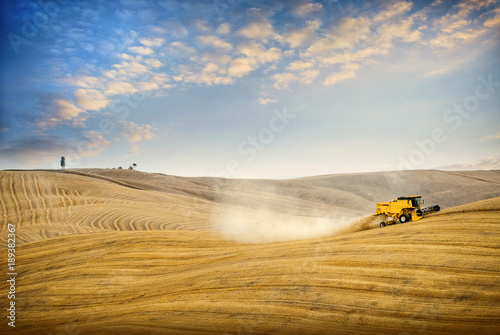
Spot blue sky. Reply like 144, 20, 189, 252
1, 0, 499, 178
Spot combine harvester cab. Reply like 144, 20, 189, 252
374, 195, 440, 228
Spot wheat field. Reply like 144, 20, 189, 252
1, 170, 499, 334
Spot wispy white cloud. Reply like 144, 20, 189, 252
238, 19, 275, 41
427, 0, 495, 48
257, 97, 277, 105
299, 69, 320, 84
271, 73, 299, 90
306, 17, 371, 55
373, 1, 413, 22
191, 19, 210, 32
421, 56, 471, 77
112, 61, 149, 75
286, 60, 314, 71
139, 37, 165, 47
284, 19, 320, 48
375, 16, 421, 47
197, 35, 233, 50
120, 121, 155, 154
176, 37, 284, 86
128, 45, 154, 55
74, 76, 104, 89
323, 63, 359, 86
36, 97, 87, 129
317, 46, 388, 66
182, 62, 232, 86
484, 7, 500, 27
77, 130, 111, 158
237, 41, 282, 64
293, 2, 323, 17
274, 1, 421, 89
228, 57, 254, 78
217, 23, 231, 34
155, 21, 189, 38
74, 88, 110, 111
169, 41, 197, 55
54, 99, 86, 120
145, 58, 163, 68
105, 81, 138, 95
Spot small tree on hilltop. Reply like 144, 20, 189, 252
133, 163, 137, 170
60, 156, 65, 170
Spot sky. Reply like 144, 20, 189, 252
0, 0, 499, 179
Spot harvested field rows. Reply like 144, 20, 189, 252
1, 170, 499, 334
3, 201, 500, 334
0, 171, 219, 245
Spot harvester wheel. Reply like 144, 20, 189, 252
400, 214, 410, 223
380, 222, 386, 228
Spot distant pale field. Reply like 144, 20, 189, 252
1, 170, 499, 334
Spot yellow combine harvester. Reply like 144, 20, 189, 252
374, 195, 440, 228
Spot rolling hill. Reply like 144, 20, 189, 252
1, 169, 499, 334
1, 169, 499, 245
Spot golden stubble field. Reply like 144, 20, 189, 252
1, 169, 499, 334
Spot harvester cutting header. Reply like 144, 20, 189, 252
374, 195, 440, 228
